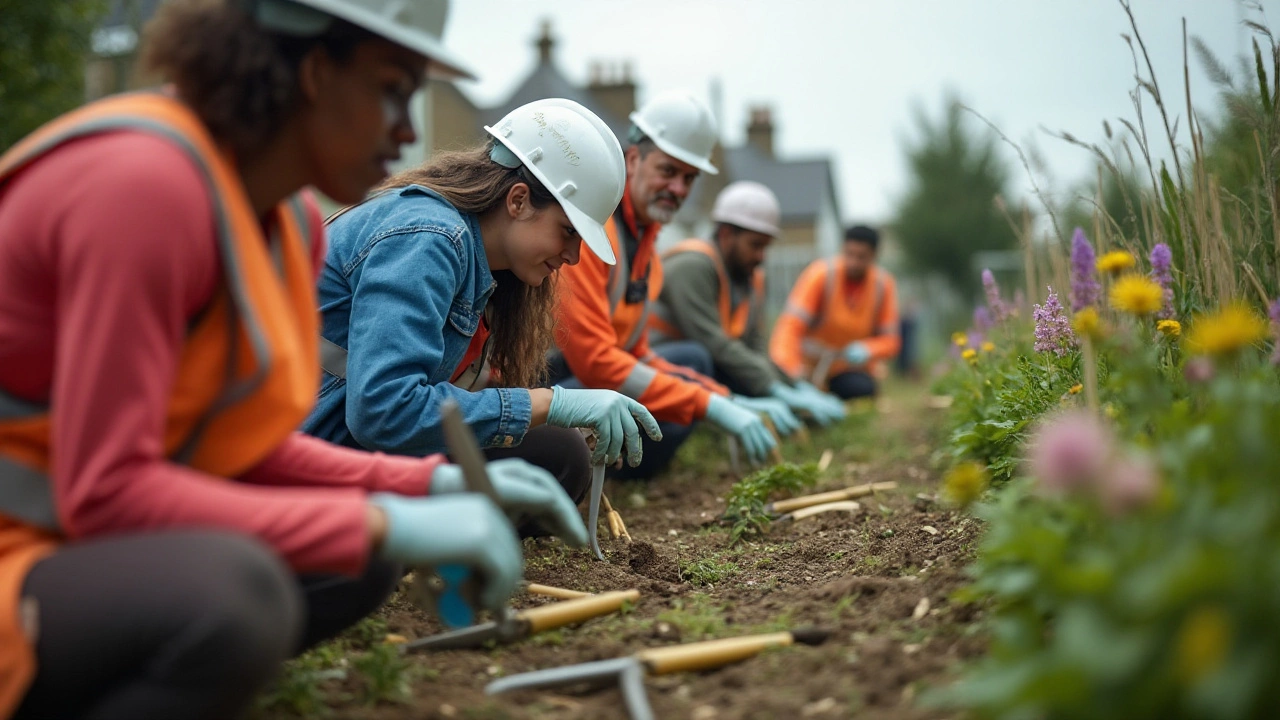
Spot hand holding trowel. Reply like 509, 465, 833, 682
486, 628, 831, 720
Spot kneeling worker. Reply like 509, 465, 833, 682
769, 224, 900, 399
648, 181, 846, 429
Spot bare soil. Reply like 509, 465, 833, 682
256, 384, 985, 719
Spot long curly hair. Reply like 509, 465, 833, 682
372, 145, 561, 388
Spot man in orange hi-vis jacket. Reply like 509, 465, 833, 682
770, 225, 901, 399
548, 91, 776, 480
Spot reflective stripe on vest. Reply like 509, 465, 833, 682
0, 92, 318, 532
649, 238, 764, 344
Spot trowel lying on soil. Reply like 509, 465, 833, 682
765, 481, 898, 516
404, 589, 640, 652
771, 500, 862, 525
486, 629, 831, 720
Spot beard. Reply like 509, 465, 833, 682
645, 191, 681, 225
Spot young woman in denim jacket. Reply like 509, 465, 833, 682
303, 99, 662, 515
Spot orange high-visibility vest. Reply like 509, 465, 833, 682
770, 258, 897, 383
0, 91, 321, 714
648, 238, 765, 343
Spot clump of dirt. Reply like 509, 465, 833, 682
627, 540, 681, 583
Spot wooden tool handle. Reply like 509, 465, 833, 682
518, 590, 639, 633
637, 632, 796, 675
526, 583, 590, 600
759, 416, 787, 465
786, 500, 860, 522
770, 481, 898, 514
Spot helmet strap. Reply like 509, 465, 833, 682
489, 142, 523, 169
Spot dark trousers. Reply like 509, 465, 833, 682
829, 370, 877, 400
548, 340, 711, 480
483, 424, 592, 533
14, 531, 399, 720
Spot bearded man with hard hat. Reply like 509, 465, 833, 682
648, 182, 848, 433
548, 92, 776, 479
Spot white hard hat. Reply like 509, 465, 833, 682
250, 0, 476, 80
711, 181, 781, 237
628, 91, 719, 175
485, 99, 626, 266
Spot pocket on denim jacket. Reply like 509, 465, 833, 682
447, 301, 480, 337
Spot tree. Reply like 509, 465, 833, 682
893, 95, 1020, 300
0, 2, 107, 152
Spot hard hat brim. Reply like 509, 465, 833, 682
561, 200, 617, 266
371, 24, 476, 81
712, 213, 779, 238
629, 114, 719, 175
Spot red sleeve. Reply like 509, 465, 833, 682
238, 432, 440, 496
555, 246, 711, 425
32, 133, 372, 575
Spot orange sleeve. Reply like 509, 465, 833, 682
555, 250, 711, 425
769, 260, 827, 378
864, 272, 901, 361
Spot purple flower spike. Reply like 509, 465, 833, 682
1032, 287, 1076, 356
973, 306, 993, 333
1149, 243, 1174, 319
1069, 228, 1101, 311
982, 269, 1008, 322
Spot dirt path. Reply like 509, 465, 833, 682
256, 382, 983, 720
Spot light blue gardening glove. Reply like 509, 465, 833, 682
431, 460, 587, 548
732, 394, 804, 437
369, 492, 523, 614
704, 394, 777, 465
842, 341, 872, 366
769, 382, 820, 419
795, 380, 847, 424
546, 387, 663, 467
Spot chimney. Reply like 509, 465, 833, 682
535, 19, 554, 64
587, 60, 637, 126
746, 105, 774, 158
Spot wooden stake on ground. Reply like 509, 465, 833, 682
817, 449, 834, 473
600, 493, 631, 541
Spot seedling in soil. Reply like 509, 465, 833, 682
353, 642, 413, 705
678, 556, 740, 586
721, 462, 820, 545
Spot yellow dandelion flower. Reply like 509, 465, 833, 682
961, 348, 977, 363
1096, 250, 1136, 275
1157, 319, 1181, 337
1109, 274, 1164, 316
952, 332, 968, 347
1185, 303, 1268, 356
980, 341, 995, 353
1069, 383, 1083, 395
943, 462, 989, 508
1174, 606, 1232, 684
1073, 307, 1103, 339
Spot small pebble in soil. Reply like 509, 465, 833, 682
880, 529, 895, 538
921, 525, 938, 535
802, 697, 839, 716
667, 529, 679, 536
911, 597, 930, 620
438, 704, 457, 718
692, 705, 719, 720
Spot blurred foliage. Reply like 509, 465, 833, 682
893, 94, 1021, 301
0, 1, 107, 152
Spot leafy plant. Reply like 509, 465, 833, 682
720, 462, 819, 545
678, 556, 739, 586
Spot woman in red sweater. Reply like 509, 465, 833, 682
0, 1, 583, 718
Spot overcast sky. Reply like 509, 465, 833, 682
440, 0, 1275, 226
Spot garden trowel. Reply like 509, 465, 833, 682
486, 628, 831, 720
404, 589, 640, 652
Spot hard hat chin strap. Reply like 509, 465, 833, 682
489, 142, 523, 169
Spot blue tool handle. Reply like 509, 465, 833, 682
436, 564, 477, 628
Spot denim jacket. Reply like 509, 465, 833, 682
301, 186, 532, 455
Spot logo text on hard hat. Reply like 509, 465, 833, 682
531, 112, 581, 167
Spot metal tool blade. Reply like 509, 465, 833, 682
619, 661, 655, 720
402, 621, 500, 652
486, 657, 641, 695
441, 399, 496, 501
587, 463, 606, 561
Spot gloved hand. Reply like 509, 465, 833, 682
796, 380, 847, 424
842, 341, 872, 366
704, 394, 777, 465
732, 394, 804, 437
369, 492, 522, 614
769, 382, 819, 419
431, 460, 588, 548
546, 387, 663, 467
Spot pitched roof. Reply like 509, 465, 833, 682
677, 143, 840, 226
477, 61, 630, 143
